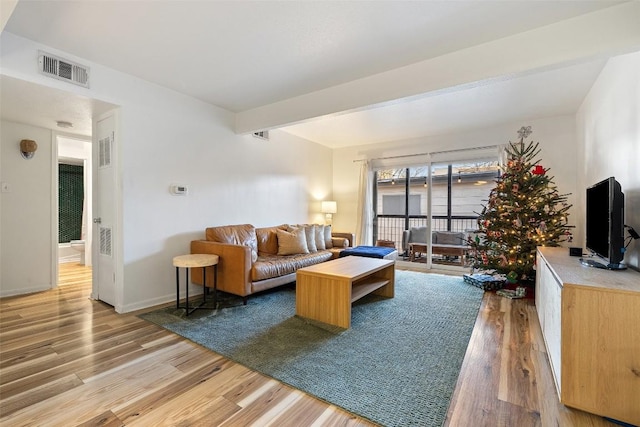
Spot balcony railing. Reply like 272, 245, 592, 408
375, 214, 478, 255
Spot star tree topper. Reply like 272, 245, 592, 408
517, 126, 532, 140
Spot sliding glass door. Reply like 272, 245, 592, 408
373, 159, 499, 268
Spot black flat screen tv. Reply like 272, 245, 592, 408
582, 177, 626, 270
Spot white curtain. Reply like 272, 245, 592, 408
356, 160, 374, 246
497, 144, 508, 167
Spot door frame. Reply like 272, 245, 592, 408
51, 131, 93, 287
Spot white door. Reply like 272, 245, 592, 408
93, 114, 117, 306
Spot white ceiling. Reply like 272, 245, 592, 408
0, 75, 115, 137
1, 1, 630, 147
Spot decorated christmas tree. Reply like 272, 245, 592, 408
468, 127, 573, 284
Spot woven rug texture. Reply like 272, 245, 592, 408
140, 270, 484, 427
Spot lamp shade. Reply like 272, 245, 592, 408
321, 201, 337, 214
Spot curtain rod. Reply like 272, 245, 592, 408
352, 144, 501, 163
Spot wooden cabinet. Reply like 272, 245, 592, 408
536, 247, 640, 426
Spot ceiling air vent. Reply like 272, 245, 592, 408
38, 51, 90, 88
252, 131, 269, 141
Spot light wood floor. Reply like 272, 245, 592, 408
0, 263, 616, 426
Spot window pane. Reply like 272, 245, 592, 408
376, 168, 407, 215
430, 163, 450, 219
451, 161, 500, 231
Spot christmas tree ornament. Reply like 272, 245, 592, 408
532, 165, 545, 175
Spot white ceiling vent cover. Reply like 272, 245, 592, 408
38, 51, 90, 88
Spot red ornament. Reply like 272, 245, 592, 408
532, 165, 545, 175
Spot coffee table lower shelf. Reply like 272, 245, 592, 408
351, 278, 390, 302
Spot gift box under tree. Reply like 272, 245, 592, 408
463, 273, 505, 291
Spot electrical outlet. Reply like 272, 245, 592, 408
1, 182, 11, 193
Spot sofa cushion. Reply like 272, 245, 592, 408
410, 226, 428, 243
277, 228, 309, 255
206, 224, 258, 262
256, 225, 287, 255
315, 224, 326, 250
251, 251, 333, 281
436, 231, 465, 245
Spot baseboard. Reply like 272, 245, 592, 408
0, 284, 53, 298
119, 289, 204, 314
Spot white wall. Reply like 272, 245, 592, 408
332, 115, 579, 243
0, 121, 53, 296
0, 33, 333, 310
577, 50, 640, 270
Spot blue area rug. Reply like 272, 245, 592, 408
140, 270, 484, 426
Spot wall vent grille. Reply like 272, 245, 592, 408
253, 131, 269, 140
99, 227, 112, 256
38, 51, 90, 88
99, 135, 112, 168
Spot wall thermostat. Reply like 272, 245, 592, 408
170, 184, 188, 196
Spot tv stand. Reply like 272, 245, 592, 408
536, 247, 640, 426
579, 257, 627, 270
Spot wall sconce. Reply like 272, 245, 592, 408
321, 201, 337, 225
20, 139, 38, 159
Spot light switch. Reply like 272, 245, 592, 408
1, 182, 11, 193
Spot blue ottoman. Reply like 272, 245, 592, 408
339, 245, 398, 260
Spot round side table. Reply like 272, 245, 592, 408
173, 254, 219, 316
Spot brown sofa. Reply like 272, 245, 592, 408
191, 223, 354, 302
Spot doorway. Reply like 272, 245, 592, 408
56, 135, 92, 285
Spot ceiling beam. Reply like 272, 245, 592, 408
236, 2, 640, 135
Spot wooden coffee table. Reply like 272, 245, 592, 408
295, 256, 395, 328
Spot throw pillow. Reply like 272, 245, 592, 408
314, 224, 326, 250
277, 228, 309, 255
288, 224, 317, 253
304, 224, 317, 252
324, 225, 333, 248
